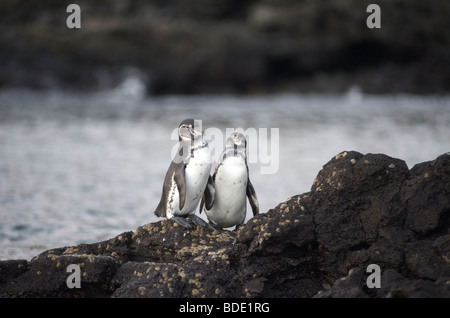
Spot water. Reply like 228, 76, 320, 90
0, 87, 449, 260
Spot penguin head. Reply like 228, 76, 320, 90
226, 132, 247, 150
220, 132, 247, 162
178, 119, 203, 143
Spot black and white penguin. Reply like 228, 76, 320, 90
154, 119, 214, 228
200, 132, 259, 229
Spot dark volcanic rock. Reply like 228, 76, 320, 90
0, 0, 449, 94
1, 151, 449, 297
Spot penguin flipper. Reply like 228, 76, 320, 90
174, 164, 187, 211
199, 175, 215, 213
205, 175, 216, 210
199, 196, 205, 214
155, 164, 174, 218
247, 178, 259, 216
154, 199, 166, 217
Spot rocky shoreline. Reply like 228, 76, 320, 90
1, 151, 449, 298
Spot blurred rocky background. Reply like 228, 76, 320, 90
0, 0, 449, 94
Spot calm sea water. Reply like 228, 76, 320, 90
0, 86, 449, 260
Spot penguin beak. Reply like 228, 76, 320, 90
232, 134, 240, 145
189, 127, 202, 139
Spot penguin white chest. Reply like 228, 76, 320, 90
206, 156, 248, 228
169, 147, 212, 217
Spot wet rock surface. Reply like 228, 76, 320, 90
1, 151, 449, 297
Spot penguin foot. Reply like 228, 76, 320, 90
172, 216, 193, 229
189, 214, 209, 227
208, 220, 223, 230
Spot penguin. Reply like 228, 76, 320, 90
200, 132, 259, 229
154, 119, 214, 229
